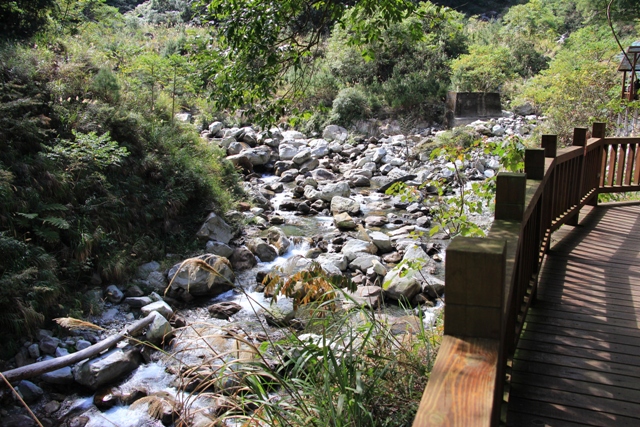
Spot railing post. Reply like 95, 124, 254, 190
592, 122, 606, 139
567, 128, 588, 226
589, 122, 607, 206
495, 173, 527, 221
541, 135, 557, 158
525, 149, 545, 180
444, 238, 506, 340
444, 235, 508, 427
573, 127, 588, 147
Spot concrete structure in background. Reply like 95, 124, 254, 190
445, 92, 503, 128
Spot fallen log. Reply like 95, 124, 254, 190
1, 313, 156, 384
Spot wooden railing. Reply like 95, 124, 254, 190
413, 123, 640, 426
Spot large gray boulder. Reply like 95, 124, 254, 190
206, 240, 234, 258
311, 168, 337, 181
316, 253, 348, 272
246, 237, 278, 262
137, 261, 161, 279
280, 255, 313, 276
278, 144, 298, 160
292, 148, 312, 165
74, 347, 142, 390
305, 181, 350, 202
42, 366, 74, 385
382, 268, 421, 302
168, 255, 235, 296
146, 313, 173, 345
341, 239, 378, 261
349, 254, 380, 272
281, 130, 306, 140
369, 231, 393, 253
330, 196, 361, 215
241, 147, 271, 165
141, 300, 174, 319
196, 212, 234, 244
322, 125, 348, 142
230, 246, 258, 271
344, 286, 382, 309
266, 227, 291, 255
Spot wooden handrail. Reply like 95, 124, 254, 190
414, 123, 640, 426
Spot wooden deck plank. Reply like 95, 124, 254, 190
519, 330, 640, 357
511, 359, 640, 391
507, 397, 640, 427
516, 338, 640, 366
509, 384, 640, 418
510, 371, 640, 403
507, 203, 640, 426
513, 348, 640, 379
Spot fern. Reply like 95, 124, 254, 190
42, 216, 70, 229
16, 212, 38, 219
34, 227, 60, 243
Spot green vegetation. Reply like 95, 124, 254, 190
172, 278, 442, 427
0, 2, 243, 353
0, 0, 638, 391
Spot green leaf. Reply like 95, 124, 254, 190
17, 212, 38, 220
42, 217, 70, 230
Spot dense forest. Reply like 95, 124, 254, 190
0, 0, 638, 356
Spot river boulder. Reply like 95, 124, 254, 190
74, 347, 142, 390
196, 212, 234, 244
330, 196, 361, 215
246, 237, 278, 262
266, 227, 291, 255
168, 255, 235, 296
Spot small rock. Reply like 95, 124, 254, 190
146, 314, 173, 345
28, 343, 40, 359
44, 400, 61, 416
141, 300, 174, 320
334, 212, 357, 230
124, 296, 153, 308
75, 340, 92, 351
124, 285, 144, 297
94, 387, 120, 410
17, 380, 43, 403
208, 302, 243, 319
104, 285, 124, 303
39, 336, 60, 355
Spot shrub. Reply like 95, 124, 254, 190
330, 87, 370, 126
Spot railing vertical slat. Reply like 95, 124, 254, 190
633, 144, 640, 185
625, 144, 635, 186
607, 144, 617, 186
616, 143, 627, 186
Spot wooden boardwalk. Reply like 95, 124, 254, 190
506, 203, 640, 426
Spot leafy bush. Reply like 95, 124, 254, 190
330, 87, 370, 126
450, 44, 514, 93
518, 25, 624, 141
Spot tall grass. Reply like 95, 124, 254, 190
166, 283, 442, 427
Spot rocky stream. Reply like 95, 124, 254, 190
0, 112, 542, 427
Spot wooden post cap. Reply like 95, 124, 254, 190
525, 149, 545, 180
573, 128, 587, 147
541, 135, 557, 158
592, 122, 606, 139
495, 173, 527, 221
444, 237, 506, 340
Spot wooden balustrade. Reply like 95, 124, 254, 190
413, 123, 640, 427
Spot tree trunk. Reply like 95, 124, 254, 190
1, 313, 156, 384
